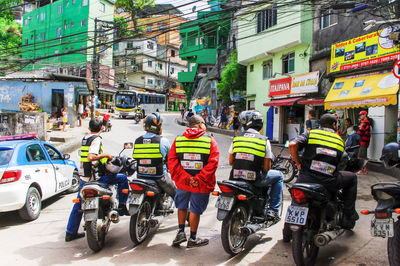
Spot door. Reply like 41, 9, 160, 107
52, 89, 64, 116
266, 107, 274, 140
25, 144, 56, 199
43, 144, 70, 193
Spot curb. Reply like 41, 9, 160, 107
175, 118, 234, 136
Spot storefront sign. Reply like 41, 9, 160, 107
269, 77, 291, 97
330, 27, 400, 73
291, 71, 319, 94
168, 93, 186, 99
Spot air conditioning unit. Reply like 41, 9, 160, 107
132, 65, 138, 71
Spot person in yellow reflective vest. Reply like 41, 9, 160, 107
229, 110, 283, 220
289, 113, 358, 229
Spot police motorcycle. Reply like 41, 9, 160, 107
79, 143, 135, 252
283, 145, 365, 266
360, 142, 400, 266
134, 106, 143, 124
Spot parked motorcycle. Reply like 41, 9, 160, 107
78, 143, 135, 252
283, 145, 365, 266
213, 179, 283, 255
128, 177, 174, 245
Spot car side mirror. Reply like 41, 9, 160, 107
124, 142, 133, 149
63, 154, 71, 160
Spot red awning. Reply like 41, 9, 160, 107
297, 99, 324, 105
263, 97, 302, 107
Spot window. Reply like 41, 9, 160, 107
147, 78, 153, 85
158, 22, 167, 30
57, 27, 62, 38
114, 59, 119, 67
171, 67, 175, 74
64, 23, 68, 30
257, 5, 277, 33
72, 0, 76, 4
99, 2, 105, 12
55, 50, 59, 60
113, 43, 119, 50
80, 45, 85, 54
147, 60, 153, 67
36, 14, 39, 20
26, 144, 47, 162
320, 9, 337, 29
40, 12, 45, 21
65, 47, 68, 53
71, 22, 74, 28
127, 41, 133, 48
0, 149, 13, 166
157, 63, 163, 70
147, 41, 154, 50
82, 0, 88, 6
44, 145, 62, 160
58, 5, 62, 14
147, 24, 152, 32
81, 19, 86, 27
24, 19, 27, 26
31, 34, 33, 40
171, 49, 176, 57
70, 46, 74, 52
130, 58, 136, 65
41, 33, 45, 41
66, 1, 69, 6
24, 39, 28, 45
249, 64, 254, 72
282, 52, 295, 73
262, 60, 272, 79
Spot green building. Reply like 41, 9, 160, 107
22, 0, 115, 72
177, 0, 231, 104
237, 3, 314, 143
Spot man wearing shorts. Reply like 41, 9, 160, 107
168, 115, 219, 248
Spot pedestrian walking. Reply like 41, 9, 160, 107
62, 107, 68, 131
78, 101, 84, 127
306, 109, 320, 130
168, 115, 219, 248
232, 111, 240, 135
357, 110, 371, 175
181, 107, 186, 122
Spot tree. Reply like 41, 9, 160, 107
114, 17, 134, 38
115, 0, 155, 32
216, 50, 247, 109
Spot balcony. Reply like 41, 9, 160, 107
178, 70, 197, 83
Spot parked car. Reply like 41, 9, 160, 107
0, 134, 79, 221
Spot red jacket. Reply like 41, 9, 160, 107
168, 128, 219, 193
358, 119, 371, 147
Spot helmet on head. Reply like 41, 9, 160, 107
105, 157, 123, 174
320, 113, 337, 129
380, 142, 400, 168
239, 110, 263, 131
144, 112, 162, 134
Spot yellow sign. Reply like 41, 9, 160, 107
330, 28, 400, 73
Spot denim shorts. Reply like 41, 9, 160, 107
174, 188, 210, 215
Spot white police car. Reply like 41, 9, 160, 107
0, 135, 79, 221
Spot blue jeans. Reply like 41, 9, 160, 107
66, 173, 129, 235
254, 169, 283, 213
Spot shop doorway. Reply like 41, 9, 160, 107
283, 105, 305, 142
52, 89, 64, 118
266, 107, 274, 140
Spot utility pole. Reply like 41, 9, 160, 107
91, 18, 98, 119
124, 48, 128, 88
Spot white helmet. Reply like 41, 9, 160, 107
105, 157, 122, 174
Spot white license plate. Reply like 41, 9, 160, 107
215, 196, 234, 211
129, 193, 144, 205
285, 205, 309, 225
82, 198, 98, 210
371, 218, 394, 237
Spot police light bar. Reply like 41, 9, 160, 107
0, 134, 38, 141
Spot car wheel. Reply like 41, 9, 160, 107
67, 172, 80, 193
18, 187, 42, 221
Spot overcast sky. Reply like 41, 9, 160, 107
155, 0, 210, 19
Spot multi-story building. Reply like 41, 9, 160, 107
237, 2, 313, 143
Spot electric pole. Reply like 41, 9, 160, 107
91, 18, 98, 119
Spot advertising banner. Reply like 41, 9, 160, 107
269, 77, 291, 97
291, 71, 319, 94
330, 27, 400, 73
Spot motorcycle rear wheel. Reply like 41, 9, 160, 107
388, 220, 400, 266
221, 203, 248, 256
85, 220, 106, 252
292, 226, 319, 266
130, 199, 152, 245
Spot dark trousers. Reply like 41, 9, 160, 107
297, 170, 357, 216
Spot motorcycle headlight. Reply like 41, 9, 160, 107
373, 190, 392, 200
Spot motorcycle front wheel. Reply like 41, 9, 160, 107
388, 220, 400, 266
291, 226, 319, 266
130, 199, 152, 245
85, 220, 106, 252
221, 203, 248, 256
135, 116, 140, 124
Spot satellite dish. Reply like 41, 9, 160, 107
192, 5, 196, 12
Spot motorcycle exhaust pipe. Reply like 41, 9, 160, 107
109, 210, 120, 223
314, 229, 345, 247
240, 223, 267, 237
149, 216, 164, 228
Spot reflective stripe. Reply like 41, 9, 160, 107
309, 130, 344, 147
176, 147, 211, 154
232, 147, 265, 157
308, 139, 344, 152
175, 141, 211, 148
133, 148, 161, 154
81, 158, 89, 162
132, 153, 163, 158
81, 146, 89, 151
100, 157, 108, 164
233, 141, 265, 152
134, 143, 160, 148
81, 152, 89, 156
233, 136, 267, 145
176, 136, 211, 143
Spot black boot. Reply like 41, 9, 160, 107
65, 232, 85, 242
118, 204, 129, 216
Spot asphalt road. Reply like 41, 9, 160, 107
0, 113, 394, 265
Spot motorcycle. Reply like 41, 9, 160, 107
283, 145, 365, 266
78, 143, 135, 252
272, 141, 298, 183
213, 176, 283, 255
134, 109, 143, 124
360, 182, 400, 265
128, 175, 174, 245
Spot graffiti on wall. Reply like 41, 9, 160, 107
0, 86, 11, 103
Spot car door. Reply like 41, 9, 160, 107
25, 144, 57, 199
43, 144, 70, 193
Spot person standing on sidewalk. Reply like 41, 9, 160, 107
357, 110, 371, 175
306, 109, 320, 131
78, 101, 84, 127
62, 107, 68, 131
168, 115, 219, 248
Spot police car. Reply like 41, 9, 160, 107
0, 134, 79, 221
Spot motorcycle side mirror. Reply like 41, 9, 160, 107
284, 141, 289, 148
124, 142, 133, 149
63, 154, 70, 160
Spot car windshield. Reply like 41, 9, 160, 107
0, 148, 13, 166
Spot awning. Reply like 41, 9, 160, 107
325, 71, 399, 110
98, 87, 117, 94
263, 97, 302, 107
298, 99, 324, 105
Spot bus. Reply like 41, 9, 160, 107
115, 90, 166, 118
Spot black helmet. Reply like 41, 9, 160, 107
380, 142, 400, 168
144, 112, 162, 134
320, 113, 337, 129
239, 110, 263, 131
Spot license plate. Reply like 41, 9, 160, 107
371, 218, 394, 238
129, 193, 144, 205
82, 198, 98, 210
285, 205, 309, 225
215, 196, 234, 211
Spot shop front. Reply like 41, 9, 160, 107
98, 87, 116, 109
168, 92, 187, 111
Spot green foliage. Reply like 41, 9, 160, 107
216, 50, 246, 106
114, 17, 133, 38
115, 0, 155, 30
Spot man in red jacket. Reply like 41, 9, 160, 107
168, 115, 219, 248
357, 110, 371, 175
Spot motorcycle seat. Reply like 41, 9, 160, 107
292, 183, 329, 202
218, 180, 263, 195
132, 177, 162, 194
84, 181, 110, 190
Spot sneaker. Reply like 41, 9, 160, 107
266, 209, 280, 221
172, 231, 187, 247
118, 204, 130, 216
187, 237, 209, 248
65, 232, 85, 242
